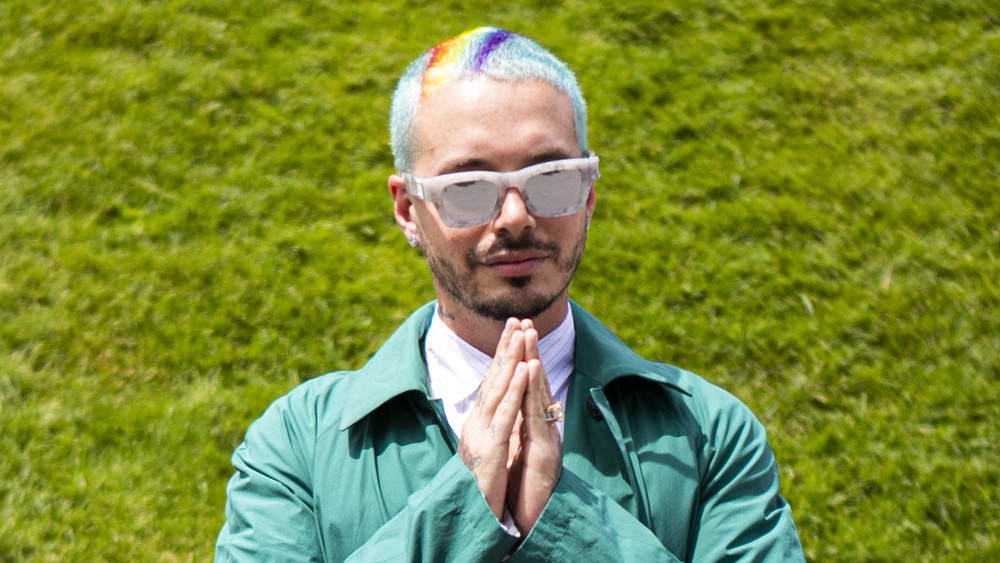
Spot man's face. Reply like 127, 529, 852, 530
394, 78, 594, 322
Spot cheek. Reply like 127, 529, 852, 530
451, 231, 489, 258
544, 216, 587, 241
412, 205, 448, 245
416, 212, 484, 256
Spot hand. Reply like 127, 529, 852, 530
505, 320, 563, 533
457, 318, 530, 520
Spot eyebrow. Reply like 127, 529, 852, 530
436, 148, 578, 175
439, 157, 493, 174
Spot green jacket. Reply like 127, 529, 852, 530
216, 302, 804, 561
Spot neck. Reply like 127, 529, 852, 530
435, 294, 570, 356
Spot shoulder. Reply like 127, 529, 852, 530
571, 302, 765, 442
243, 303, 437, 447
607, 359, 777, 499
241, 370, 359, 455
659, 365, 766, 444
658, 361, 755, 414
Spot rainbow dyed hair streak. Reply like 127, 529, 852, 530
389, 27, 588, 172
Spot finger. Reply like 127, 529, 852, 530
519, 328, 555, 412
493, 318, 520, 361
527, 360, 562, 441
507, 411, 523, 469
489, 361, 529, 448
523, 325, 540, 362
522, 359, 550, 429
497, 318, 526, 370
528, 350, 553, 403
492, 318, 520, 367
475, 329, 524, 416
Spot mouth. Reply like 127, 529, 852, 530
482, 251, 548, 277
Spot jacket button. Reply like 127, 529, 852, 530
586, 396, 604, 421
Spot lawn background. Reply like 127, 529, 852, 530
1, 0, 998, 560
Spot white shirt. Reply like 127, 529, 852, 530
425, 304, 575, 440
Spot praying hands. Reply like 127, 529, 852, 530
457, 317, 563, 533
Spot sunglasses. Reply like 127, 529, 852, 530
403, 154, 599, 228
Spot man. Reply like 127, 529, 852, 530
216, 27, 805, 561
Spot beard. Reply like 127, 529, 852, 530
423, 228, 587, 322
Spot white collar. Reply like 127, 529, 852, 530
425, 303, 575, 439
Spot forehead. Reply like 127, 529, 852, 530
412, 78, 578, 174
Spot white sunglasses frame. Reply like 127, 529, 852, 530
403, 154, 600, 228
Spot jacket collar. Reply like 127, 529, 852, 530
339, 302, 437, 430
569, 301, 690, 395
340, 300, 689, 430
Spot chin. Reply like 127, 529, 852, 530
471, 286, 563, 321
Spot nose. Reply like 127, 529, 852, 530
491, 187, 535, 235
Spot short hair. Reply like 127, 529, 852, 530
389, 27, 588, 172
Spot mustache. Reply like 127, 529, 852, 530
468, 234, 559, 262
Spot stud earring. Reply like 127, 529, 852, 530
408, 234, 418, 247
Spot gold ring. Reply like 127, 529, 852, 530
544, 401, 564, 423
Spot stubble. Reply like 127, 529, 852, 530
423, 228, 587, 322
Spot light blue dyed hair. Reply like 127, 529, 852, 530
389, 27, 588, 172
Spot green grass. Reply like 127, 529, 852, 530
2, 0, 998, 560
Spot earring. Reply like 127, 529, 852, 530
408, 234, 418, 247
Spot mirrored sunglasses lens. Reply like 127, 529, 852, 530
524, 169, 585, 214
440, 180, 499, 225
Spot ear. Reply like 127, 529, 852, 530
389, 174, 419, 240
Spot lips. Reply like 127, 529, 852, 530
482, 251, 548, 276
472, 234, 559, 277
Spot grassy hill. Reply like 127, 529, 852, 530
2, 1, 997, 560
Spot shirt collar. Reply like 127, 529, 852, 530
424, 306, 491, 409
339, 300, 689, 430
425, 303, 576, 410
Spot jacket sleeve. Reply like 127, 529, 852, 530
214, 393, 519, 562
509, 468, 683, 562
686, 401, 804, 561
214, 396, 324, 563
344, 456, 518, 562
